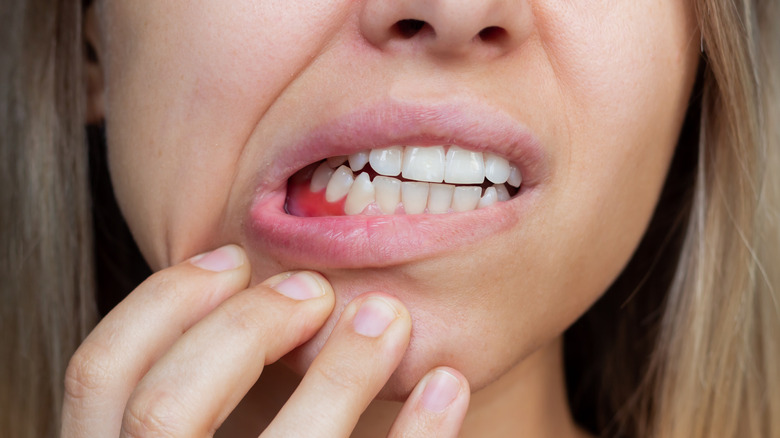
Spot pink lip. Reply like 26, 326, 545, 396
246, 101, 548, 268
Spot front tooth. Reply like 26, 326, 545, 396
507, 165, 522, 188
344, 172, 375, 215
427, 183, 454, 214
310, 162, 335, 193
402, 146, 445, 183
445, 146, 485, 184
325, 165, 354, 202
401, 182, 430, 214
494, 184, 511, 202
374, 176, 401, 214
326, 155, 348, 168
369, 146, 403, 176
478, 187, 498, 209
348, 150, 369, 172
451, 186, 481, 212
484, 153, 510, 184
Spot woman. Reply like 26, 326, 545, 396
1, 0, 778, 436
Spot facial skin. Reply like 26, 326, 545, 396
87, 0, 699, 432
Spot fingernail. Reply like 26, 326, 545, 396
190, 245, 244, 272
420, 370, 460, 413
353, 297, 398, 337
272, 272, 327, 300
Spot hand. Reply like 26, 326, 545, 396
61, 245, 470, 437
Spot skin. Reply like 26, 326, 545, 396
67, 0, 700, 436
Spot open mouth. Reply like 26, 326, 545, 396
247, 102, 545, 268
286, 145, 522, 217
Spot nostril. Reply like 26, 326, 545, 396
393, 19, 428, 39
478, 26, 507, 43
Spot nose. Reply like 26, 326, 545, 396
359, 0, 532, 58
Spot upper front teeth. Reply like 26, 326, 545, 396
369, 146, 403, 176
337, 145, 517, 186
402, 146, 446, 182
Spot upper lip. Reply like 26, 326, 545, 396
253, 100, 548, 199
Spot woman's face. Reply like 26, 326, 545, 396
91, 0, 699, 396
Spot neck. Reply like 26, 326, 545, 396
220, 336, 585, 438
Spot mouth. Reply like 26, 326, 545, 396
246, 102, 547, 268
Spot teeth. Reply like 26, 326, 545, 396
309, 146, 522, 216
369, 146, 403, 176
402, 146, 445, 183
348, 150, 369, 172
427, 183, 455, 214
484, 153, 510, 184
478, 187, 498, 209
493, 184, 511, 202
451, 186, 482, 212
345, 172, 375, 215
373, 176, 401, 214
310, 162, 335, 193
325, 165, 354, 202
444, 146, 485, 184
507, 165, 522, 188
326, 155, 348, 169
401, 182, 430, 214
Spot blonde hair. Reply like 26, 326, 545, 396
0, 1, 777, 437
1, 1, 96, 437
650, 0, 780, 435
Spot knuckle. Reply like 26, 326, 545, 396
313, 356, 371, 392
145, 271, 187, 304
64, 341, 114, 402
218, 291, 272, 333
122, 391, 186, 438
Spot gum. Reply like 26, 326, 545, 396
286, 177, 347, 217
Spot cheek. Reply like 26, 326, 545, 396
533, 0, 698, 277
100, 1, 349, 268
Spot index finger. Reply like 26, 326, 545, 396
62, 245, 250, 438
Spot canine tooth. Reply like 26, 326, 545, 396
325, 165, 354, 202
445, 146, 485, 184
374, 176, 401, 214
478, 187, 498, 209
344, 172, 375, 215
507, 165, 522, 188
369, 146, 403, 176
326, 155, 348, 168
451, 186, 481, 212
348, 150, 369, 172
310, 162, 335, 193
494, 184, 511, 202
484, 153, 510, 184
402, 146, 445, 183
427, 183, 454, 214
402, 182, 430, 214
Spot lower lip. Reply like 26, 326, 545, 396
246, 185, 537, 269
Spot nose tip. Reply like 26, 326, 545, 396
360, 0, 532, 58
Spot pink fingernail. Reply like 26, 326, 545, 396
272, 272, 327, 300
420, 370, 460, 413
190, 245, 243, 272
352, 298, 398, 337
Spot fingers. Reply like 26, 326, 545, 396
262, 294, 412, 438
387, 367, 470, 438
62, 244, 252, 438
119, 271, 334, 437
